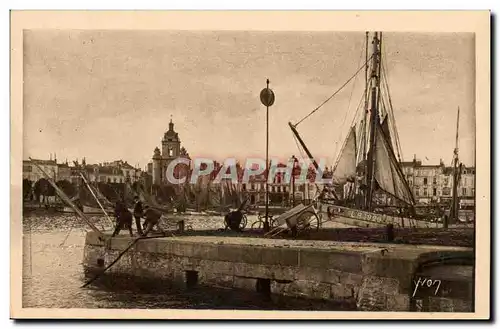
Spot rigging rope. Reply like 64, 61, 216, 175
333, 40, 366, 164
381, 53, 404, 163
295, 53, 374, 127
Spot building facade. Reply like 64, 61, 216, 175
401, 157, 475, 208
23, 159, 58, 182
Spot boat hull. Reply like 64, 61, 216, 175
321, 204, 444, 229
58, 205, 112, 215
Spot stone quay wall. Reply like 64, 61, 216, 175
83, 232, 473, 312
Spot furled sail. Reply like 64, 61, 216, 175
381, 115, 391, 145
373, 121, 414, 205
332, 126, 357, 185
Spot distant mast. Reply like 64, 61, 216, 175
448, 106, 461, 228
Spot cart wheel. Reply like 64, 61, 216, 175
240, 214, 248, 230
297, 211, 321, 232
251, 219, 264, 229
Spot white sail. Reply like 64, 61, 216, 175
373, 122, 414, 205
332, 126, 357, 185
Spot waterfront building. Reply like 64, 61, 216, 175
401, 156, 475, 208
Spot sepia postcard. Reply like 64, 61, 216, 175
10, 10, 490, 320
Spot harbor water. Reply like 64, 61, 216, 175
21, 211, 353, 310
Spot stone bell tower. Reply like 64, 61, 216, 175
161, 118, 181, 161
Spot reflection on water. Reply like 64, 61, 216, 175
22, 212, 351, 310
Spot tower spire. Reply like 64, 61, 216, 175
169, 115, 174, 131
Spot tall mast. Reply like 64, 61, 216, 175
448, 106, 460, 228
362, 31, 369, 164
365, 32, 381, 211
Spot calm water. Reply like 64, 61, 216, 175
21, 212, 351, 310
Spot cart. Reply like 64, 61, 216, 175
260, 203, 322, 238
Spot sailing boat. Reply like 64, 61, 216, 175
59, 173, 114, 215
289, 31, 440, 229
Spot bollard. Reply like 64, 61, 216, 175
386, 223, 394, 242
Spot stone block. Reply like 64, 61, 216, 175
310, 282, 331, 300
199, 271, 233, 288
260, 248, 299, 266
299, 250, 363, 273
217, 245, 262, 264
356, 275, 400, 311
169, 242, 195, 257
190, 244, 220, 260
298, 250, 329, 268
296, 267, 340, 284
233, 276, 255, 290
271, 266, 297, 281
331, 283, 354, 299
339, 272, 364, 286
233, 263, 271, 278
198, 259, 234, 276
135, 239, 158, 253
281, 280, 308, 298
386, 294, 410, 312
110, 237, 133, 251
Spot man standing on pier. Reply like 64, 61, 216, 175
111, 200, 134, 237
133, 196, 144, 236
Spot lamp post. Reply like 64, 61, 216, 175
260, 79, 275, 232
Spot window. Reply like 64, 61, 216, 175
471, 188, 475, 196
433, 177, 437, 185
251, 184, 255, 190
462, 187, 467, 196
107, 178, 111, 183
433, 188, 437, 196
415, 189, 420, 197
168, 148, 174, 157
423, 178, 428, 185
444, 177, 449, 186
423, 188, 428, 196
242, 184, 246, 191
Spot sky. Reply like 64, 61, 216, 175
23, 30, 475, 169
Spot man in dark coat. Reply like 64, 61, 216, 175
141, 205, 166, 236
111, 200, 133, 237
133, 196, 144, 235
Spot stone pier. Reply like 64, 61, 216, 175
83, 232, 474, 312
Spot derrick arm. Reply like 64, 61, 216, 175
288, 122, 339, 200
